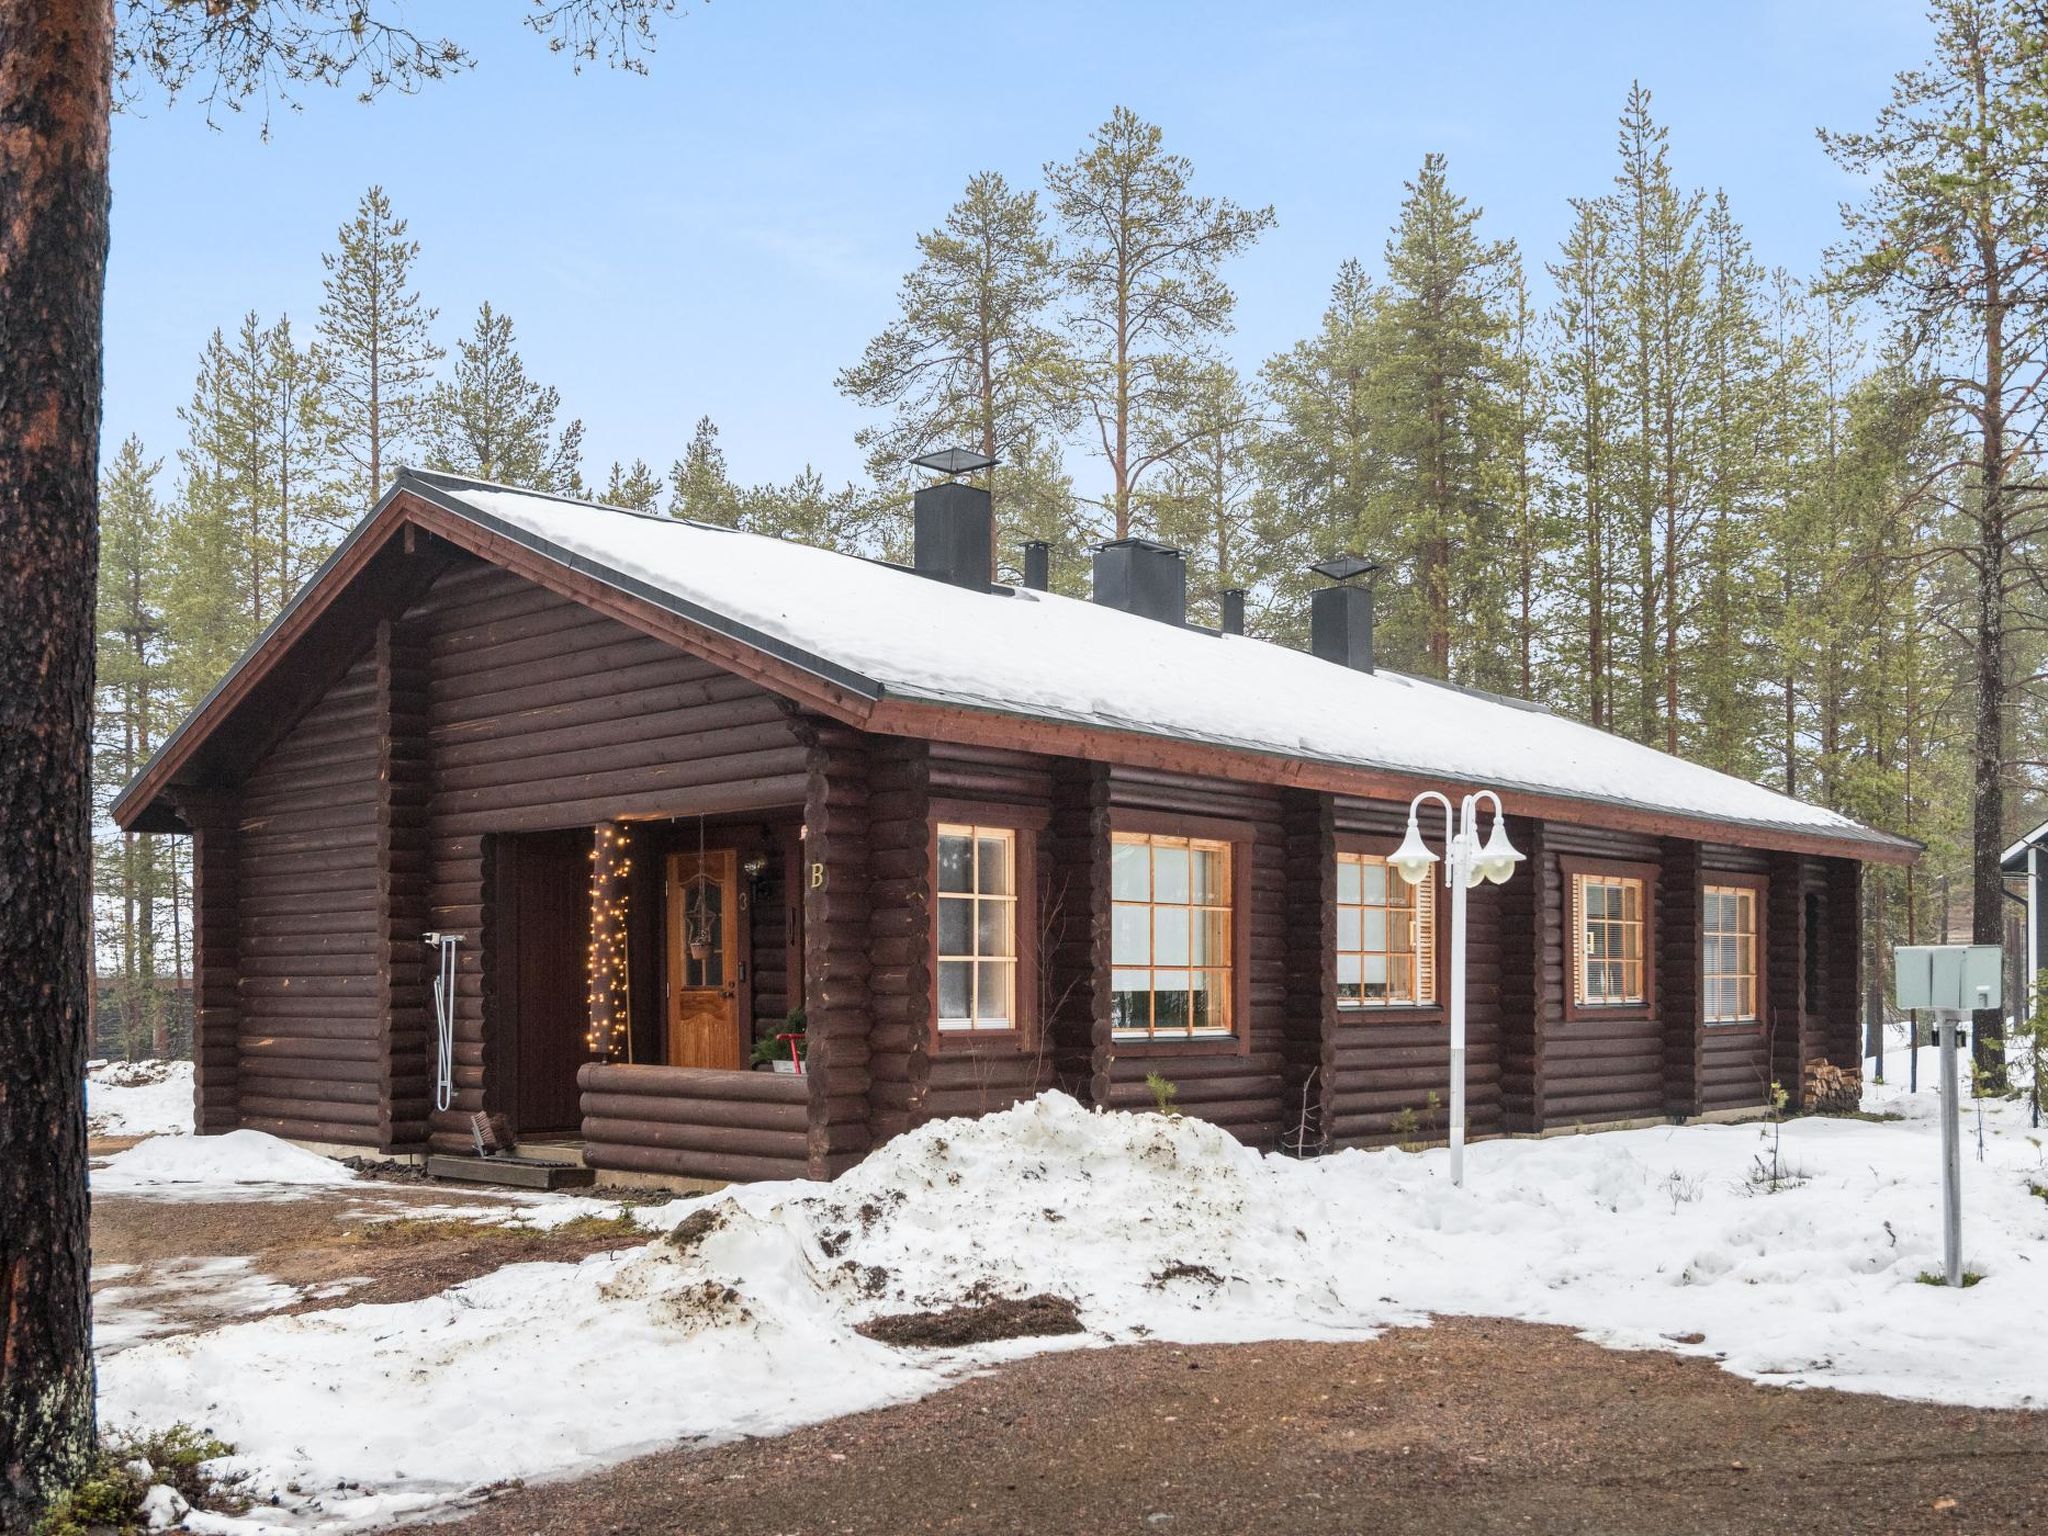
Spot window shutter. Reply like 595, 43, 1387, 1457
1415, 875, 1437, 1005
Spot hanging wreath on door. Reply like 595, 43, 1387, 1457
682, 813, 714, 965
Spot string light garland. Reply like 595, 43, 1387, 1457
587, 820, 634, 1059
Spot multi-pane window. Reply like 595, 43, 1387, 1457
1704, 884, 1758, 1024
1336, 852, 1436, 1008
1111, 833, 1234, 1039
936, 825, 1017, 1031
1574, 872, 1646, 1006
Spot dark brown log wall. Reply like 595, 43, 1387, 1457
187, 807, 241, 1134
1541, 824, 1666, 1127
1498, 816, 1546, 1132
866, 736, 931, 1143
379, 620, 433, 1147
578, 1062, 808, 1183
803, 722, 874, 1179
1044, 760, 1111, 1101
234, 648, 386, 1146
1325, 796, 1504, 1147
1098, 768, 1290, 1148
1281, 790, 1335, 1153
1661, 838, 1704, 1117
411, 559, 811, 1153
1767, 851, 1807, 1103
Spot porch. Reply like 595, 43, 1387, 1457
469, 807, 815, 1185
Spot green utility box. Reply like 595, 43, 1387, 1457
1893, 944, 2003, 1012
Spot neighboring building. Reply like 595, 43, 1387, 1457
2001, 819, 2048, 1017
113, 469, 1917, 1184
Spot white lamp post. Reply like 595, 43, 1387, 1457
1388, 789, 1524, 1186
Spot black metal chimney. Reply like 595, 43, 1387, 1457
1307, 556, 1380, 672
1219, 588, 1246, 636
1093, 538, 1188, 626
911, 484, 994, 593
910, 447, 999, 593
1022, 540, 1050, 592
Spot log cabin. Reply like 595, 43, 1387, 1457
113, 468, 1917, 1185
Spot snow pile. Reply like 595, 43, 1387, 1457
98, 1078, 2048, 1530
88, 1059, 194, 1139
95, 1130, 358, 1195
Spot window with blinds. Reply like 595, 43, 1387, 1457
1573, 871, 1647, 1007
1335, 851, 1436, 1008
1703, 883, 1758, 1024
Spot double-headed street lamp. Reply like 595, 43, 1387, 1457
1388, 790, 1524, 1186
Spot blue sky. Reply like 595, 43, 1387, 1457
105, 0, 1932, 497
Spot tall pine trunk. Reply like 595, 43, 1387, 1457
0, 0, 112, 1526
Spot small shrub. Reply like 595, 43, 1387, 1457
1145, 1072, 1178, 1117
34, 1424, 242, 1536
1390, 1105, 1423, 1153
1915, 1269, 1984, 1288
1663, 1170, 1704, 1212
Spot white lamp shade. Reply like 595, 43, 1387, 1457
1388, 818, 1439, 886
1475, 814, 1525, 884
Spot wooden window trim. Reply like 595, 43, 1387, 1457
926, 806, 1039, 1054
1107, 813, 1253, 1057
1560, 854, 1659, 1022
1702, 870, 1768, 1033
1332, 833, 1445, 1020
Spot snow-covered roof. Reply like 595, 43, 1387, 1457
394, 471, 1909, 858
2000, 818, 2048, 872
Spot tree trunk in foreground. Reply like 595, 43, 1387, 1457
0, 1, 112, 1528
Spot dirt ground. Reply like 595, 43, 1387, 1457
92, 1183, 671, 1336
395, 1319, 2048, 1536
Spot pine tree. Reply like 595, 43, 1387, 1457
1547, 197, 1624, 729
426, 301, 585, 492
1257, 259, 1388, 642
319, 184, 442, 508
1823, 0, 2048, 1084
1135, 361, 1267, 625
596, 458, 664, 512
1045, 107, 1275, 537
668, 416, 740, 524
167, 312, 342, 700
838, 170, 1077, 578
1494, 263, 1552, 700
1611, 83, 1708, 749
734, 466, 893, 555
93, 437, 177, 1059
1372, 153, 1518, 680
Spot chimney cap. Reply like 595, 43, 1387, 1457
1097, 536, 1183, 556
911, 447, 999, 477
1310, 554, 1380, 585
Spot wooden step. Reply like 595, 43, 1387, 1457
426, 1153, 596, 1191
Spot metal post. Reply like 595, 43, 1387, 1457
1938, 1008, 1963, 1287
1448, 808, 1469, 1188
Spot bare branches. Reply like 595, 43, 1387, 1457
115, 0, 706, 132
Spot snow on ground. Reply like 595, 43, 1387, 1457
98, 1056, 2048, 1532
95, 1129, 361, 1197
94, 1259, 310, 1354
88, 1059, 195, 1139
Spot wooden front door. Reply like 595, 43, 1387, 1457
667, 850, 743, 1069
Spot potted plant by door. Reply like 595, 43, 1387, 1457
751, 1008, 806, 1074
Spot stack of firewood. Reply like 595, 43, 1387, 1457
1802, 1059, 1863, 1115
